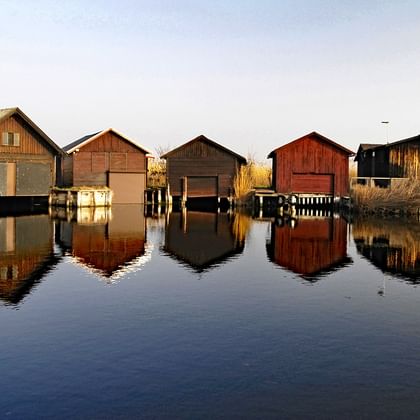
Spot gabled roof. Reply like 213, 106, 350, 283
161, 134, 247, 163
354, 143, 385, 161
385, 133, 420, 148
268, 131, 355, 158
0, 107, 63, 155
63, 128, 153, 156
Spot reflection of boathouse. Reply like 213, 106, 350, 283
164, 211, 247, 272
353, 219, 420, 281
267, 216, 351, 279
57, 206, 148, 281
0, 215, 59, 304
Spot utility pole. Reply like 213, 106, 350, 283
381, 121, 389, 143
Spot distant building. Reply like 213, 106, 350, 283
63, 128, 152, 204
268, 132, 354, 198
355, 134, 420, 179
0, 107, 63, 205
162, 135, 246, 202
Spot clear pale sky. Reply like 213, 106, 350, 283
1, 0, 419, 160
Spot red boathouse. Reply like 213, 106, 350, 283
268, 132, 354, 200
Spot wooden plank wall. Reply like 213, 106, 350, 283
0, 115, 56, 195
273, 135, 350, 196
71, 132, 147, 186
389, 141, 420, 178
166, 141, 240, 197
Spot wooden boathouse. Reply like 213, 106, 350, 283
268, 132, 354, 204
0, 107, 63, 209
355, 134, 420, 186
161, 135, 247, 204
63, 128, 153, 204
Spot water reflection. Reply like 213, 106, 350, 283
164, 210, 249, 272
267, 215, 352, 280
0, 215, 59, 305
353, 218, 420, 281
56, 205, 149, 282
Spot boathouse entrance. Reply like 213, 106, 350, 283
108, 172, 145, 204
291, 173, 334, 195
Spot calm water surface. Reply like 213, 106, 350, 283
1, 206, 420, 419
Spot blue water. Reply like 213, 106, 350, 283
1, 208, 420, 419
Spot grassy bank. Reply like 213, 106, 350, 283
351, 179, 420, 216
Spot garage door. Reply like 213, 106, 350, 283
108, 173, 145, 204
187, 176, 218, 198
291, 174, 333, 194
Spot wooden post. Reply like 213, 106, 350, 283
182, 177, 187, 207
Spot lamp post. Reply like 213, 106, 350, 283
381, 121, 389, 143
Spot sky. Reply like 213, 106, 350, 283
1, 0, 420, 160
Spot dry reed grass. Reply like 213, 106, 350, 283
233, 165, 254, 201
351, 178, 420, 214
233, 159, 272, 202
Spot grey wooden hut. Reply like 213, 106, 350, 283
161, 135, 246, 203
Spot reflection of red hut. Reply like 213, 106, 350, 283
0, 215, 58, 305
58, 206, 147, 280
267, 217, 350, 278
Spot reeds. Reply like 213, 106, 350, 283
233, 159, 272, 202
351, 178, 420, 215
233, 165, 253, 202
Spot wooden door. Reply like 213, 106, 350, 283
291, 174, 333, 194
187, 176, 218, 198
108, 172, 145, 204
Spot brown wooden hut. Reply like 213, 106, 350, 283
355, 134, 420, 180
0, 215, 59, 305
268, 132, 354, 199
267, 216, 351, 279
0, 107, 63, 205
63, 128, 152, 204
161, 135, 246, 202
164, 211, 245, 272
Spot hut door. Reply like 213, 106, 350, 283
187, 176, 218, 198
291, 174, 333, 194
108, 172, 145, 204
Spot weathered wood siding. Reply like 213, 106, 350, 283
268, 217, 348, 277
0, 115, 56, 196
389, 140, 420, 178
68, 131, 147, 187
272, 134, 350, 197
166, 140, 241, 197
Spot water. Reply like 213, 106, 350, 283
1, 206, 420, 419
